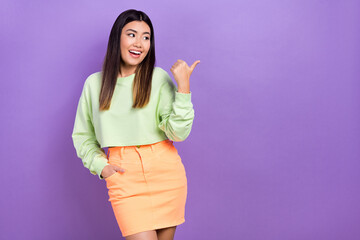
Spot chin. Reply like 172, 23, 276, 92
131, 60, 144, 66
123, 61, 138, 67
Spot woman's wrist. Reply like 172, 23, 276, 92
177, 85, 190, 93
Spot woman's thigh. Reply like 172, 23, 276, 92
156, 226, 177, 240
125, 230, 158, 240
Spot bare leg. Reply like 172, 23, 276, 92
125, 230, 158, 240
156, 226, 177, 240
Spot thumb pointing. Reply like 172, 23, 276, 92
190, 60, 200, 71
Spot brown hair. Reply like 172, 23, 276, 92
99, 9, 156, 110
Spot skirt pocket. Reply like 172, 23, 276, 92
154, 143, 187, 178
156, 143, 183, 164
104, 171, 118, 181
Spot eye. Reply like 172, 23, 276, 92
144, 36, 150, 40
128, 33, 135, 37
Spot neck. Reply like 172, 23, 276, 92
118, 64, 137, 78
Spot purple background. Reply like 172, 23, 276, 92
1, 0, 359, 239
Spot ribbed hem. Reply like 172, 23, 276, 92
100, 135, 169, 149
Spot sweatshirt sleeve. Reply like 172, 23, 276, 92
71, 81, 109, 180
157, 73, 195, 141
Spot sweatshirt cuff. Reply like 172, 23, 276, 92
93, 156, 110, 180
175, 90, 192, 103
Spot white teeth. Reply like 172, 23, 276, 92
129, 50, 141, 55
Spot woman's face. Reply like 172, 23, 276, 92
120, 21, 151, 70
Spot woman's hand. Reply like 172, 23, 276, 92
170, 59, 200, 93
101, 164, 125, 179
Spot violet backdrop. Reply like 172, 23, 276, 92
0, 0, 359, 239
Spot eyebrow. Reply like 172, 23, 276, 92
126, 29, 151, 35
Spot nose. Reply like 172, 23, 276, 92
134, 36, 142, 48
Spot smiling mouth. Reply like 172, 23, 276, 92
129, 50, 141, 55
129, 50, 142, 58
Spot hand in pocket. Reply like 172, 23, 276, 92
101, 164, 126, 179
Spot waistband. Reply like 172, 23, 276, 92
108, 139, 173, 150
107, 139, 173, 158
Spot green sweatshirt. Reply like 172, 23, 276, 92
71, 67, 195, 180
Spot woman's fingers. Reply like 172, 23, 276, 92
113, 165, 126, 172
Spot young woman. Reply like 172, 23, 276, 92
71, 9, 199, 240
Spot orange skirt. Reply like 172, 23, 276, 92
105, 139, 188, 237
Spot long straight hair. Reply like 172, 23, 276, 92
99, 9, 156, 111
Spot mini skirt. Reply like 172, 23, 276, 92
105, 139, 188, 237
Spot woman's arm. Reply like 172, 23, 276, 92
71, 82, 109, 180
157, 73, 195, 141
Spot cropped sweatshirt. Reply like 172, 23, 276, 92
71, 67, 195, 180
